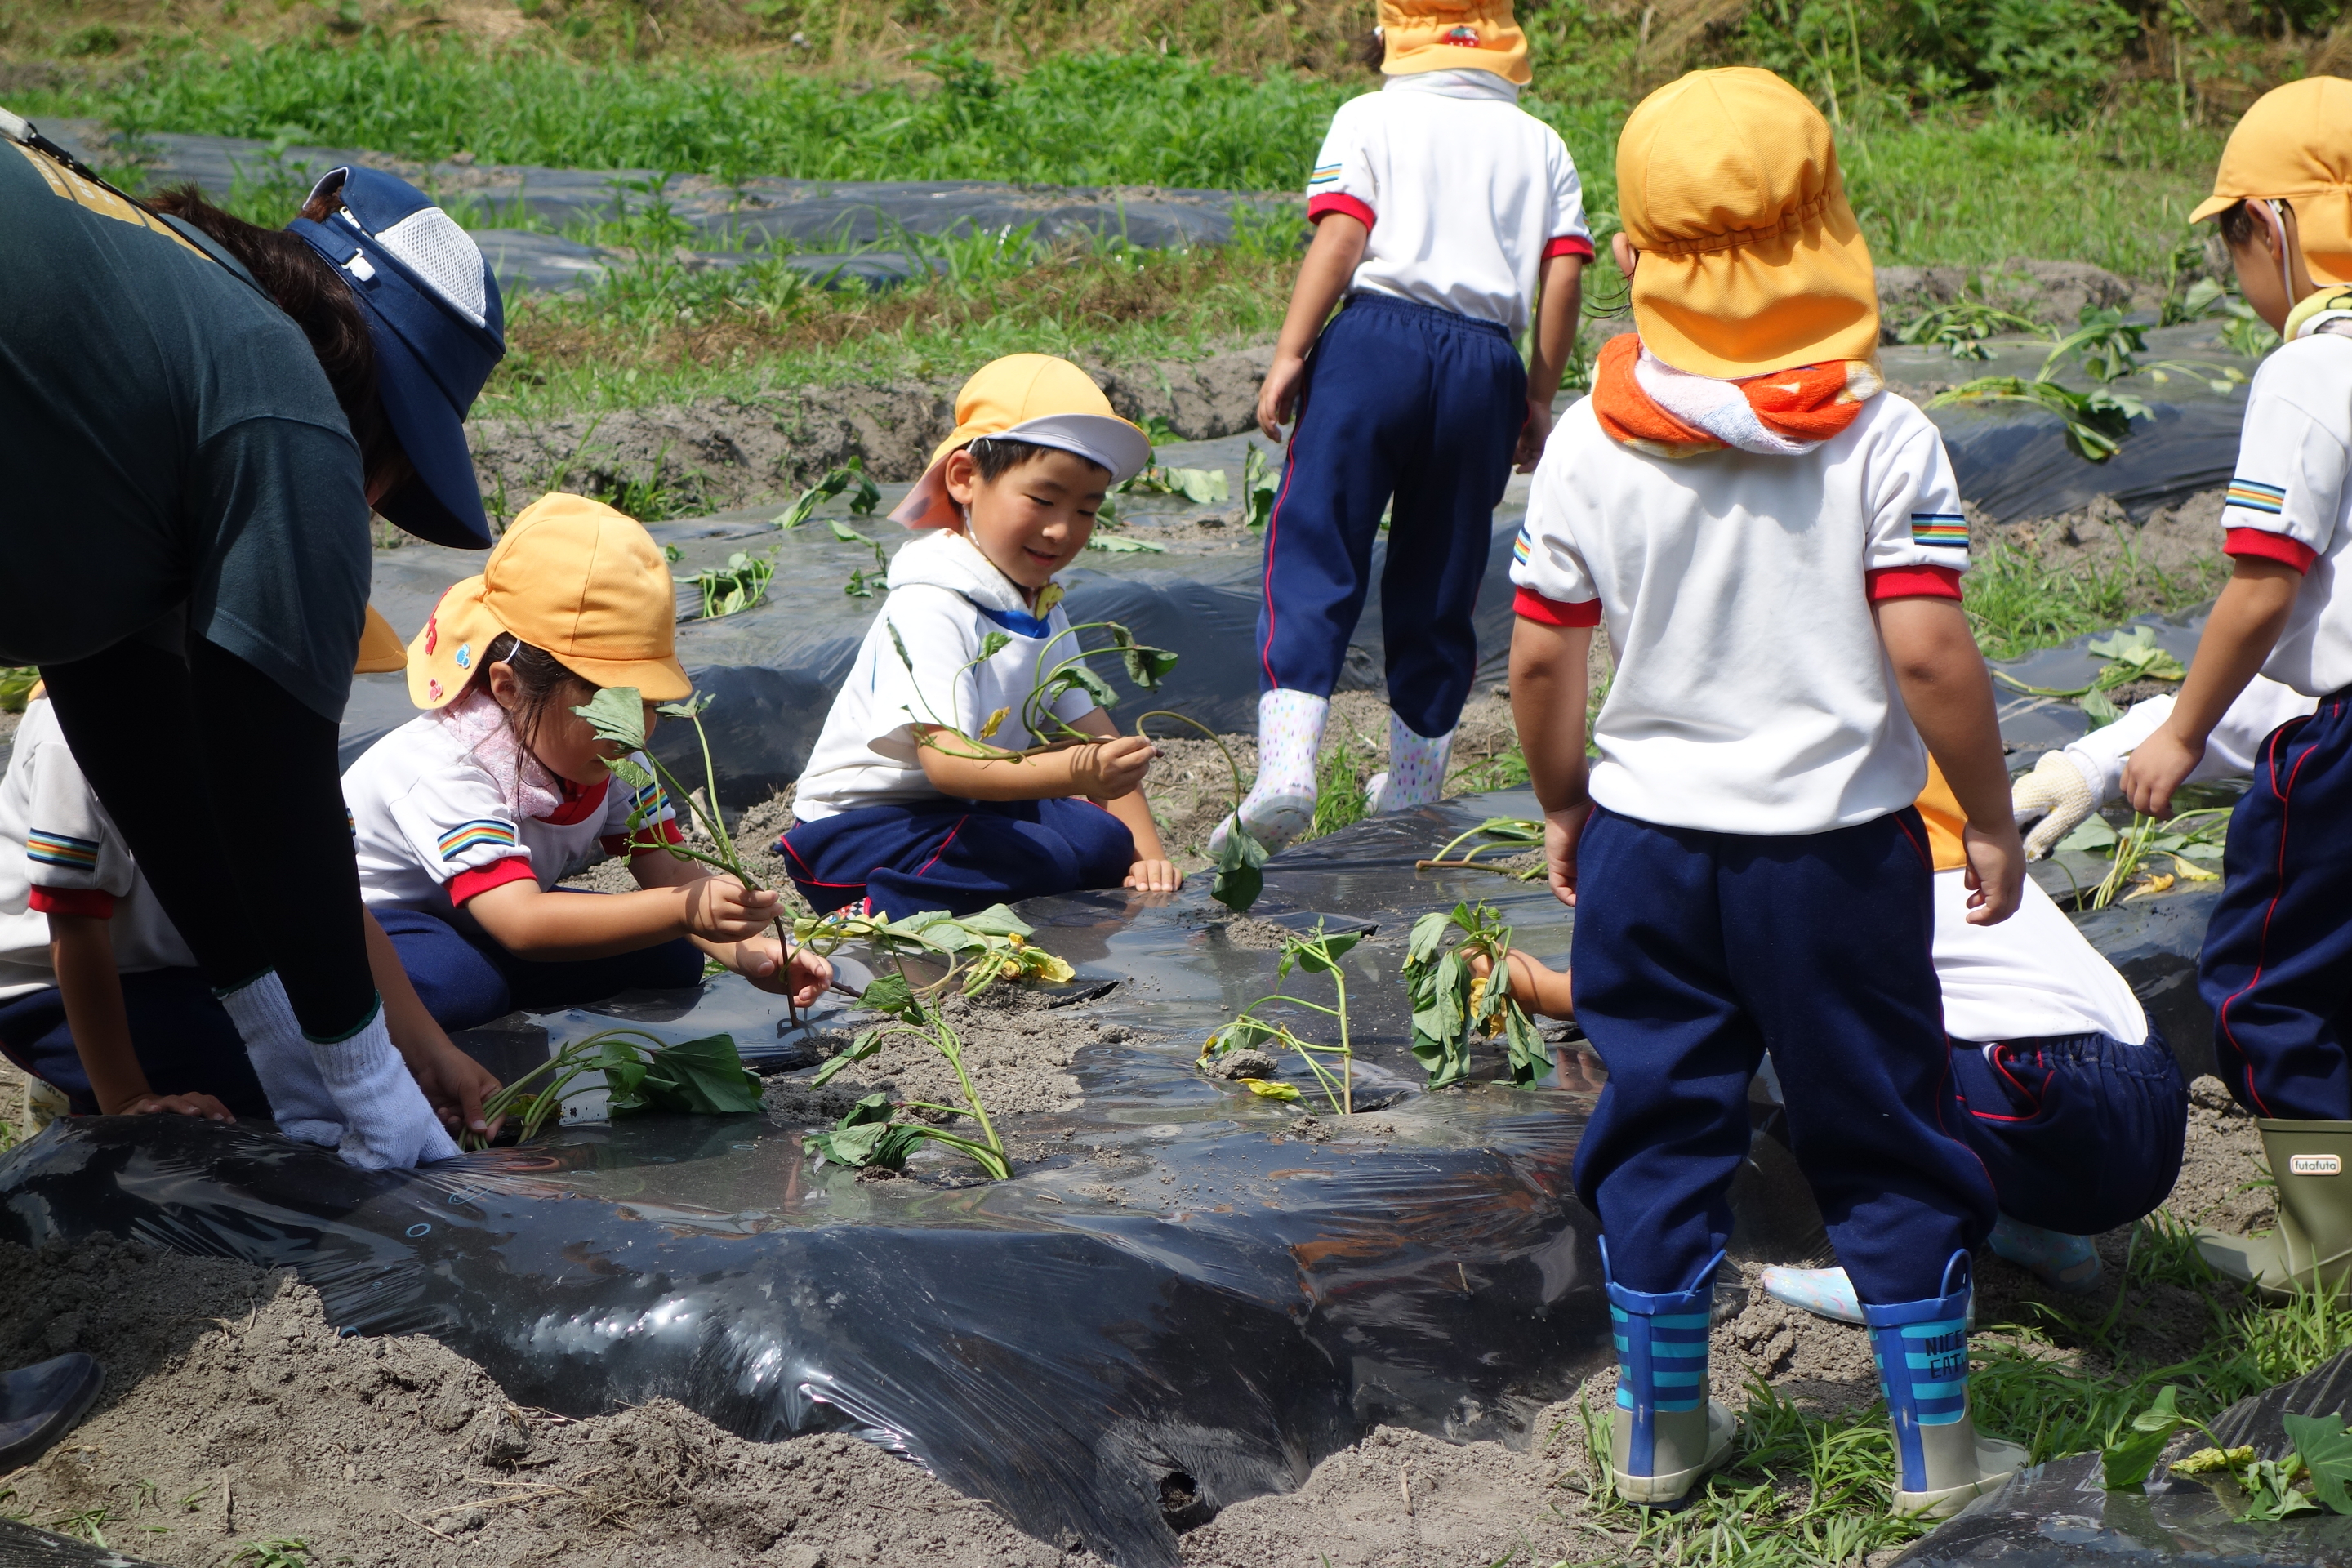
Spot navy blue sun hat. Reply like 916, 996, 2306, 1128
287, 167, 506, 549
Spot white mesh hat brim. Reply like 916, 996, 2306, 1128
992, 413, 1152, 486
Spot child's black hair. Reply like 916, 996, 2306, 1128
1355, 26, 1385, 70
2216, 198, 2287, 252
964, 435, 1112, 483
474, 633, 592, 760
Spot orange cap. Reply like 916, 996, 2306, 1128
1379, 0, 1529, 87
406, 492, 691, 710
2190, 77, 2352, 287
354, 605, 408, 675
890, 354, 1150, 528
1618, 68, 1880, 379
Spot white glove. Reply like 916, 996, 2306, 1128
2013, 751, 2096, 861
317, 1009, 460, 1169
219, 972, 345, 1147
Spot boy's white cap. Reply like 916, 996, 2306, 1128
892, 354, 1151, 528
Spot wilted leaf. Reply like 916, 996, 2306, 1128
573, 686, 648, 751
1244, 1080, 1301, 1102
887, 619, 914, 672
1049, 663, 1120, 712
978, 707, 1009, 739
978, 630, 1012, 662
1212, 826, 1268, 915
1120, 642, 1180, 689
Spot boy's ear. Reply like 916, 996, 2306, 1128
942, 448, 982, 506
1611, 232, 1639, 276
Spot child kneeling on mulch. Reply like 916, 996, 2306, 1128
343, 494, 832, 1033
1486, 759, 2190, 1312
780, 354, 1182, 920
0, 612, 500, 1136
1507, 69, 2029, 1517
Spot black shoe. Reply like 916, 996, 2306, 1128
0, 1353, 103, 1472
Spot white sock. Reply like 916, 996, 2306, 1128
316, 1005, 460, 1170
1368, 715, 1454, 813
1213, 688, 1327, 855
219, 972, 344, 1147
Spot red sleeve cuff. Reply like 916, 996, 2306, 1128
1307, 193, 1375, 231
2225, 527, 2318, 572
602, 818, 688, 858
1866, 564, 1964, 602
1513, 586, 1603, 627
1543, 234, 1596, 260
448, 856, 538, 906
29, 886, 114, 918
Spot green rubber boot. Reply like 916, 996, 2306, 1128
2196, 1119, 2352, 1301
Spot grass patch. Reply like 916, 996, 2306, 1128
1963, 537, 2229, 662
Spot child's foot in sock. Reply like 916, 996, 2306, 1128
1365, 715, 1454, 814
315, 1005, 460, 1169
219, 972, 344, 1147
1987, 1215, 2102, 1292
1756, 1264, 1864, 1324
1213, 689, 1327, 855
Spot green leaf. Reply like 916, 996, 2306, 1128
1211, 824, 1268, 915
2082, 688, 2122, 730
2057, 816, 2120, 853
1167, 466, 1228, 505
631, 1032, 764, 1116
887, 618, 914, 672
1049, 663, 1120, 712
2285, 1412, 2352, 1513
2101, 1385, 2185, 1490
858, 972, 919, 1018
1405, 911, 1451, 966
1290, 929, 1362, 973
1087, 533, 1167, 554
957, 905, 1036, 939
572, 686, 647, 750
657, 692, 714, 719
839, 1090, 895, 1128
828, 519, 864, 543
1120, 642, 1179, 689
977, 630, 1012, 662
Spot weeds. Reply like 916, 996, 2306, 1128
676, 548, 776, 620
229, 1540, 314, 1568
1417, 817, 1545, 880
1963, 537, 2225, 662
1306, 734, 1371, 843
1199, 922, 1361, 1115
1401, 902, 1551, 1090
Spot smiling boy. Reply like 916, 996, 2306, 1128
781, 354, 1181, 918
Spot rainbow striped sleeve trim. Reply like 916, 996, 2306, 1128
1307, 162, 1343, 189
1512, 528, 1533, 564
630, 779, 667, 819
2226, 479, 2287, 515
1910, 514, 1968, 548
25, 829, 99, 872
437, 820, 518, 862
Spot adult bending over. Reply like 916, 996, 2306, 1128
0, 117, 504, 1168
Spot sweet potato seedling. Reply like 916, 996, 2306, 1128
1402, 901, 1552, 1090
1199, 921, 1361, 1115
464, 1027, 764, 1149
1414, 817, 1544, 880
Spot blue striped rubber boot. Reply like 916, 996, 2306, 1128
1862, 1250, 2029, 1518
1606, 1242, 1735, 1506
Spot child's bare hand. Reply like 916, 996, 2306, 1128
2120, 725, 2205, 819
1544, 803, 1592, 906
1960, 820, 2027, 926
1125, 858, 1183, 893
1071, 736, 1157, 800
731, 938, 834, 1007
683, 875, 782, 942
1514, 396, 1555, 474
116, 1090, 234, 1121
1258, 354, 1307, 441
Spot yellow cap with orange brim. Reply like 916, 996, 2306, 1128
2190, 76, 2352, 286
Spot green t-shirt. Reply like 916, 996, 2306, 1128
0, 140, 370, 721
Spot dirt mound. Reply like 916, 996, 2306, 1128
1878, 256, 2145, 332
466, 346, 1275, 526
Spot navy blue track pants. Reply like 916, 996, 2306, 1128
376, 898, 704, 1033
2200, 691, 2352, 1120
1257, 290, 1526, 739
779, 797, 1136, 920
0, 965, 268, 1117
1570, 806, 1998, 1304
1950, 1029, 2186, 1236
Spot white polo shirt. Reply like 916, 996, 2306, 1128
0, 698, 196, 1000
792, 529, 1102, 823
1306, 70, 1592, 338
342, 717, 679, 930
2217, 332, 2352, 696
1933, 872, 2148, 1045
1511, 390, 1971, 835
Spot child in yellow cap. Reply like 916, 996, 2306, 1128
1507, 69, 2025, 1514
341, 494, 832, 1034
783, 354, 1180, 919
1226, 0, 1590, 852
2119, 76, 2352, 1298
0, 610, 503, 1141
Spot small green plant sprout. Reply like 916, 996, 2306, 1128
774, 458, 882, 532
2100, 1383, 2194, 1490
1241, 443, 1279, 529
230, 1539, 315, 1568
2167, 1411, 2352, 1521
464, 1027, 764, 1148
1198, 921, 1361, 1115
1121, 461, 1228, 506
1415, 817, 1545, 880
828, 515, 893, 594
0, 667, 35, 713
1992, 624, 2185, 708
1895, 300, 2047, 360
2054, 805, 2228, 910
1402, 902, 1552, 1090
1931, 305, 2160, 461
1133, 710, 1267, 915
676, 547, 777, 621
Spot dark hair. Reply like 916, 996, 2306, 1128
2216, 198, 2287, 252
964, 435, 1112, 483
1355, 26, 1385, 70
145, 180, 414, 502
475, 633, 592, 760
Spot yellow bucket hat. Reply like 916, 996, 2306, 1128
354, 605, 408, 674
1378, 0, 1530, 87
2190, 76, 2352, 287
407, 492, 691, 710
889, 354, 1150, 528
1617, 68, 1879, 380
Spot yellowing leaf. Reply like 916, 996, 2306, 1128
1035, 583, 1066, 614
1029, 953, 1076, 984
978, 706, 1009, 739
1244, 1080, 1301, 1101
